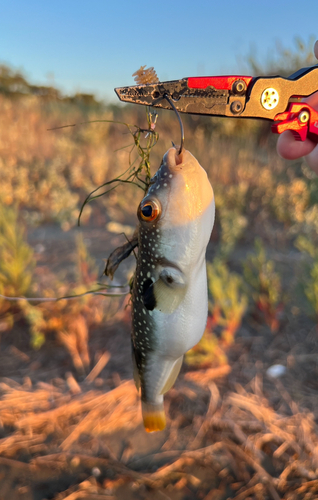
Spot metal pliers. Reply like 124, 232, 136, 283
115, 65, 318, 143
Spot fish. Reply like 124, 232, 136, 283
131, 146, 215, 432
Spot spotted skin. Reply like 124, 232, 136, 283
131, 147, 215, 431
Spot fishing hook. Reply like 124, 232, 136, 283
163, 94, 184, 155
152, 94, 185, 155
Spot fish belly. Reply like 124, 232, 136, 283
153, 261, 209, 357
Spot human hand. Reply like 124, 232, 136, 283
277, 40, 318, 174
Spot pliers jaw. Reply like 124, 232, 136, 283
115, 77, 252, 117
115, 82, 161, 108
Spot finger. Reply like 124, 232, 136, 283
314, 40, 318, 60
277, 130, 316, 160
305, 144, 318, 174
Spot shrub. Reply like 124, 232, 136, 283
243, 238, 283, 332
294, 235, 318, 321
207, 258, 248, 346
0, 204, 35, 327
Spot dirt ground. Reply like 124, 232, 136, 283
0, 222, 318, 500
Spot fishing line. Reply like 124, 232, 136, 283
152, 94, 185, 155
0, 286, 130, 303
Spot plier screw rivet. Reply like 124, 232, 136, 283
298, 110, 310, 123
232, 80, 247, 95
230, 101, 243, 115
261, 88, 279, 110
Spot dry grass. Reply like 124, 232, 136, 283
0, 364, 318, 499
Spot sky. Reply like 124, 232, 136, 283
0, 0, 317, 102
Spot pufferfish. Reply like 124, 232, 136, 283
131, 147, 215, 432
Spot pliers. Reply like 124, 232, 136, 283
115, 65, 318, 143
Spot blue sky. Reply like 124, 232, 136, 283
1, 0, 317, 102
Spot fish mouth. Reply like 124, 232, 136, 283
165, 147, 185, 172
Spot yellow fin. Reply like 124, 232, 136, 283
160, 356, 183, 394
142, 402, 166, 433
153, 278, 186, 314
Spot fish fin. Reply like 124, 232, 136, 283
142, 278, 156, 310
132, 355, 140, 391
160, 356, 183, 394
142, 401, 166, 433
131, 342, 141, 391
152, 268, 187, 314
104, 232, 138, 279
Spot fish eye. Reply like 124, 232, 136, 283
138, 199, 161, 222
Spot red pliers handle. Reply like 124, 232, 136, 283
115, 65, 318, 143
272, 102, 318, 142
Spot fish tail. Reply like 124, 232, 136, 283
141, 401, 166, 433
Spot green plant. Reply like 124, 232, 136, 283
218, 207, 248, 258
0, 204, 48, 345
18, 300, 46, 349
77, 108, 158, 224
290, 204, 318, 244
75, 233, 98, 285
243, 238, 283, 332
207, 258, 248, 345
214, 182, 248, 258
294, 235, 318, 320
272, 178, 310, 225
0, 204, 35, 317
